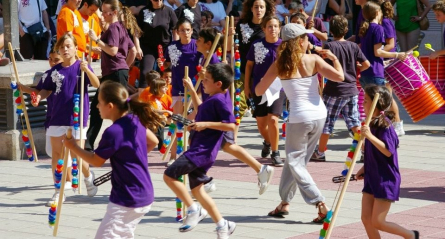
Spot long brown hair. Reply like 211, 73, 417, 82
240, 0, 276, 24
99, 81, 163, 130
149, 78, 167, 96
364, 85, 395, 128
276, 36, 305, 78
103, 0, 142, 37
381, 1, 394, 19
359, 1, 381, 38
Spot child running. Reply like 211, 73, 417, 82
311, 15, 370, 162
63, 81, 162, 239
164, 63, 236, 238
356, 85, 419, 239
33, 33, 100, 205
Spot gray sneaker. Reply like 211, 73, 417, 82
271, 151, 284, 167
216, 220, 236, 239
179, 206, 208, 232
258, 165, 274, 195
84, 171, 98, 197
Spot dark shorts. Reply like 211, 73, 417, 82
164, 155, 212, 189
362, 179, 398, 202
252, 91, 286, 118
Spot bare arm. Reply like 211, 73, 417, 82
42, 10, 51, 31
129, 5, 145, 16
374, 43, 406, 60
190, 121, 236, 132
225, 0, 234, 15
244, 60, 254, 98
126, 46, 137, 67
312, 29, 328, 42
358, 60, 371, 72
316, 51, 344, 82
328, 0, 346, 15
383, 38, 395, 52
183, 76, 202, 110
80, 61, 100, 88
146, 129, 159, 152
64, 137, 107, 167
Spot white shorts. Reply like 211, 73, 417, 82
45, 135, 52, 158
95, 202, 151, 239
46, 126, 87, 140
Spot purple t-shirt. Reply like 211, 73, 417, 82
308, 33, 321, 47
382, 17, 396, 53
94, 114, 154, 208
36, 69, 53, 129
323, 41, 368, 97
41, 61, 92, 127
307, 16, 328, 34
200, 53, 221, 102
165, 39, 200, 96
184, 92, 235, 171
355, 9, 364, 44
363, 122, 400, 201
359, 23, 385, 78
100, 22, 134, 77
246, 38, 282, 92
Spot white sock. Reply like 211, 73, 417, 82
84, 173, 93, 182
317, 150, 325, 156
216, 218, 226, 228
188, 203, 198, 212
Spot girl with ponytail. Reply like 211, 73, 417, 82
63, 81, 162, 239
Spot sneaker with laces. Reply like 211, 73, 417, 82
84, 171, 98, 197
204, 180, 217, 193
216, 220, 236, 239
179, 206, 208, 232
393, 121, 405, 136
167, 159, 175, 167
271, 151, 284, 167
310, 151, 326, 162
46, 191, 65, 207
258, 165, 274, 195
261, 141, 271, 158
244, 109, 252, 117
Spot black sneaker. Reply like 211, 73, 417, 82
310, 151, 326, 162
271, 151, 284, 167
261, 141, 271, 158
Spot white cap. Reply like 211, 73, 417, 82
281, 23, 314, 41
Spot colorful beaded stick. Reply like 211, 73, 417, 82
49, 159, 63, 227
71, 158, 79, 192
233, 33, 241, 125
158, 45, 165, 72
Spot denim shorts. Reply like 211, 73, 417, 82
359, 76, 386, 88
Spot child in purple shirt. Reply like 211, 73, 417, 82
357, 1, 406, 87
63, 81, 163, 239
290, 13, 322, 53
33, 33, 100, 205
164, 64, 237, 238
356, 85, 419, 239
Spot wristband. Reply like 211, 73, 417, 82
395, 52, 398, 58
96, 38, 100, 44
312, 44, 316, 51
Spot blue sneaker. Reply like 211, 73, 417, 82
179, 206, 208, 232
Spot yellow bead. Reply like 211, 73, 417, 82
353, 133, 360, 140
235, 62, 241, 67
345, 161, 351, 167
22, 130, 28, 136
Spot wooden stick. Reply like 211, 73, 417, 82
325, 93, 380, 239
230, 16, 235, 109
285, 16, 289, 25
182, 66, 189, 218
8, 42, 39, 162
222, 16, 229, 62
311, 0, 319, 20
78, 53, 85, 194
185, 33, 221, 111
53, 129, 73, 236
88, 19, 95, 65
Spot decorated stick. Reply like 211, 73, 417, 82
158, 45, 165, 72
324, 93, 380, 239
8, 42, 38, 162
88, 19, 95, 64
185, 33, 221, 111
53, 129, 73, 236
182, 66, 189, 218
160, 124, 177, 161
223, 16, 229, 62
78, 53, 85, 194
230, 16, 235, 108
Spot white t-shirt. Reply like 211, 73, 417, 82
276, 4, 289, 22
18, 0, 48, 32
200, 2, 226, 31
280, 75, 326, 123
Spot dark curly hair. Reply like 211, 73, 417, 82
240, 0, 276, 23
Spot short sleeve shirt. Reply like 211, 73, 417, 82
184, 93, 235, 171
382, 17, 397, 53
323, 40, 368, 97
36, 69, 53, 129
95, 114, 154, 208
307, 16, 327, 33
57, 6, 87, 57
359, 23, 385, 78
236, 21, 264, 74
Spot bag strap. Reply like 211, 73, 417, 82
36, 0, 41, 22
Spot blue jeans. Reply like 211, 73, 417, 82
359, 76, 386, 88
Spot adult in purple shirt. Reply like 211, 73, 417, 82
137, 0, 178, 88
245, 16, 285, 166
63, 81, 162, 239
357, 2, 406, 87
86, 0, 138, 152
34, 33, 100, 203
356, 85, 418, 239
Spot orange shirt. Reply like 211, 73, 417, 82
128, 66, 140, 87
80, 12, 102, 60
57, 6, 87, 58
139, 88, 172, 117
167, 84, 172, 97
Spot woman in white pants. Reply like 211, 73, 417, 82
255, 23, 344, 223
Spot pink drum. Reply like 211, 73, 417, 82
357, 83, 366, 121
384, 54, 430, 99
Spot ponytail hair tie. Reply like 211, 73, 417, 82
380, 111, 385, 116
126, 98, 131, 103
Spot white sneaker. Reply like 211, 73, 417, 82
179, 206, 208, 232
46, 191, 65, 207
167, 159, 175, 167
204, 180, 217, 193
258, 165, 274, 195
216, 220, 236, 239
394, 121, 405, 136
84, 171, 98, 197
244, 109, 252, 117
64, 181, 72, 191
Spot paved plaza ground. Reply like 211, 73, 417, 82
1, 106, 445, 238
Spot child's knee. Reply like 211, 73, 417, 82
361, 214, 372, 225
268, 115, 279, 125
371, 217, 384, 230
163, 173, 176, 184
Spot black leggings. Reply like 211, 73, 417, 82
139, 47, 160, 88
85, 69, 129, 151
